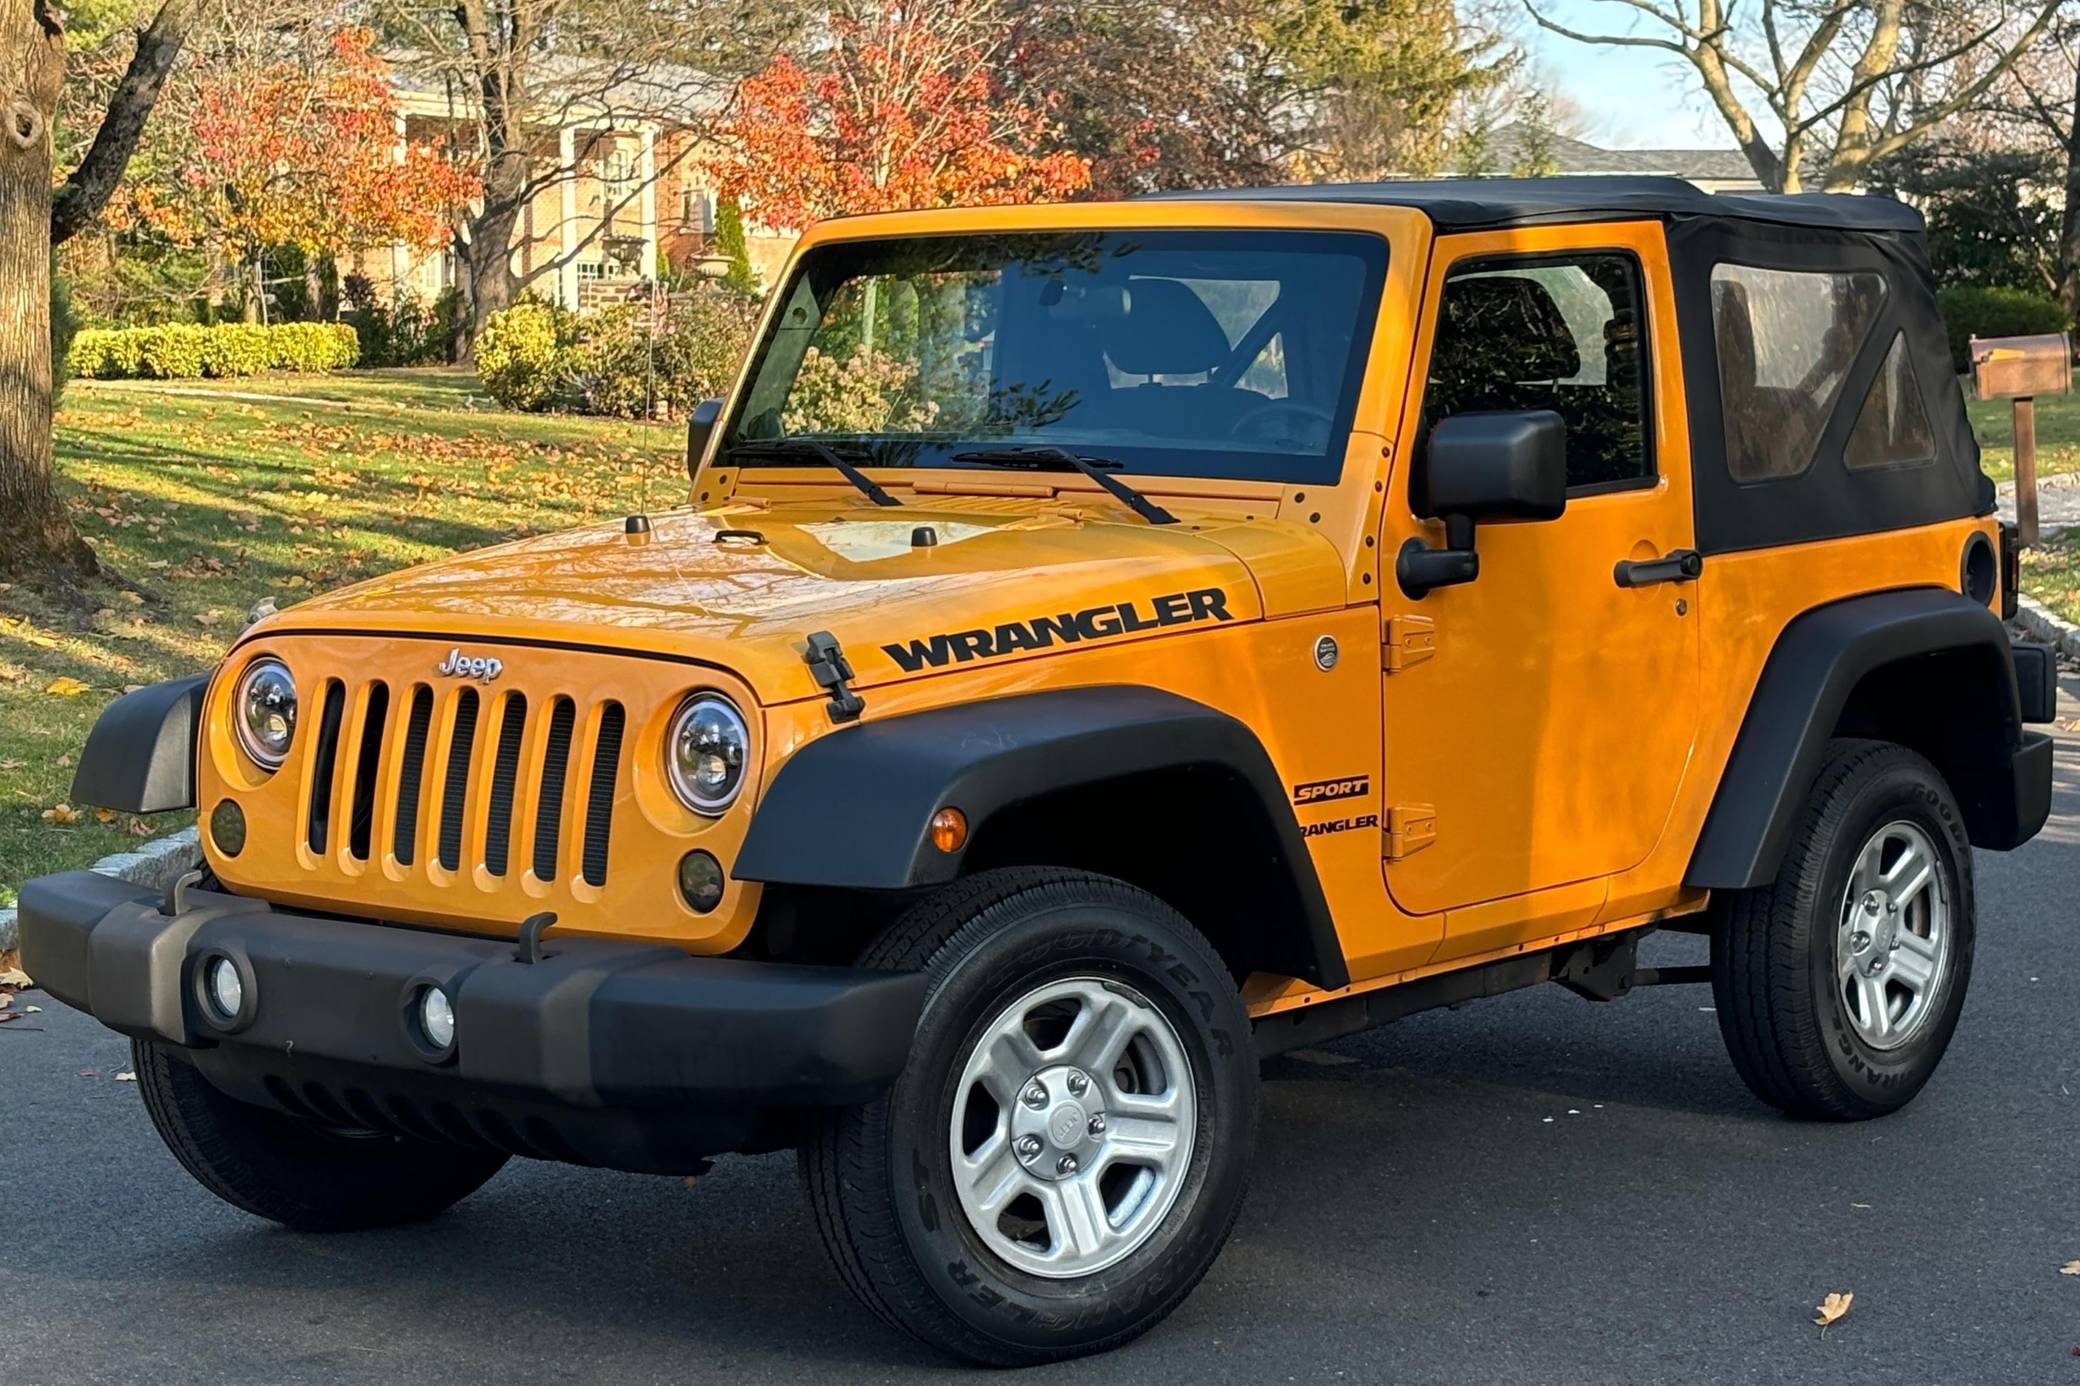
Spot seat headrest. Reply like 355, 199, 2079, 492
1437, 276, 1580, 382
1102, 278, 1231, 377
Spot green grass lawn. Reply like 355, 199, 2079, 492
1964, 369, 2080, 484
0, 369, 684, 910
2021, 527, 2080, 626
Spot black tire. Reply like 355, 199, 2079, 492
1710, 739, 1975, 1120
133, 1039, 508, 1231
801, 867, 1258, 1366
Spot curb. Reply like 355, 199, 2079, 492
0, 826, 199, 955
2015, 594, 2080, 664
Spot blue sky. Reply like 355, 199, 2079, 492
1527, 0, 1741, 150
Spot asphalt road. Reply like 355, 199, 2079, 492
6, 681, 2078, 1385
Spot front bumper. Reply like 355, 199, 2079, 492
19, 871, 925, 1173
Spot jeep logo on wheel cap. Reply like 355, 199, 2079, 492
435, 647, 504, 683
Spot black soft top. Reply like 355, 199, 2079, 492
1144, 174, 1923, 235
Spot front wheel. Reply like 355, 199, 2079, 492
1711, 739, 1975, 1120
801, 868, 1258, 1366
134, 1039, 509, 1231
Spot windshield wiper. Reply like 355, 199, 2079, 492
724, 439, 901, 508
948, 446, 1176, 525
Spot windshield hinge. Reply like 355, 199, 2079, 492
1382, 804, 1437, 861
804, 630, 865, 724
1383, 615, 1436, 673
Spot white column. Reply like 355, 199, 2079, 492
639, 127, 658, 282
391, 112, 409, 291
558, 125, 580, 309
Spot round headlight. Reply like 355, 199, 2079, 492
665, 694, 748, 815
233, 657, 298, 769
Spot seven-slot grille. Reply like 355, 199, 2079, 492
299, 677, 625, 889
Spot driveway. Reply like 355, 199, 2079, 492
4, 680, 2076, 1384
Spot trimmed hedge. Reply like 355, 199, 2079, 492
477, 290, 758, 418
1935, 285, 2072, 373
67, 321, 360, 380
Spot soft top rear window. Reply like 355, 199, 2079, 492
722, 229, 1390, 485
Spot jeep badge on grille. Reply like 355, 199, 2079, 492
435, 648, 504, 683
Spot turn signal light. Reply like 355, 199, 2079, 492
929, 807, 968, 854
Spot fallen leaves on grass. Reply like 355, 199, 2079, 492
44, 676, 90, 696
42, 803, 81, 825
1813, 1291, 1853, 1328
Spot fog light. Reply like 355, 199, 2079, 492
205, 956, 244, 1021
678, 850, 725, 914
210, 799, 246, 857
418, 986, 456, 1052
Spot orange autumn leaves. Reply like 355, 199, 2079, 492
112, 28, 476, 264
710, 3, 1090, 232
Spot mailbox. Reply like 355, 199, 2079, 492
1970, 332, 2071, 401
1968, 332, 2071, 546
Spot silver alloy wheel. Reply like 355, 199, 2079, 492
1835, 819, 1951, 1051
948, 976, 1197, 1279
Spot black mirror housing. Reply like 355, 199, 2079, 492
1419, 409, 1568, 523
685, 398, 724, 478
1399, 409, 1569, 600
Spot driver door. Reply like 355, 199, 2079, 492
1378, 223, 1702, 958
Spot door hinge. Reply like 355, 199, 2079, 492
1383, 615, 1436, 672
1383, 804, 1437, 860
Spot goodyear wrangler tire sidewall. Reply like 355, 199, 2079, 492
885, 901, 1255, 1352
1805, 758, 1975, 1107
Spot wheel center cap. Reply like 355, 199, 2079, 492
1048, 1102, 1087, 1148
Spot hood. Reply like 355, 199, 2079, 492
252, 500, 1346, 704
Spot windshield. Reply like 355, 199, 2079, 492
723, 229, 1388, 484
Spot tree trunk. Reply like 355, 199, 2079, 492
459, 196, 521, 360
0, 0, 92, 582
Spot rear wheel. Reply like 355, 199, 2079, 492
1710, 739, 1974, 1120
801, 868, 1257, 1365
134, 1039, 508, 1231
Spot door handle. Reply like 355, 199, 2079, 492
1613, 549, 1702, 588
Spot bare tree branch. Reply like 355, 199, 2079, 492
50, 0, 199, 244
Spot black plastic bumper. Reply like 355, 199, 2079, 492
19, 871, 925, 1172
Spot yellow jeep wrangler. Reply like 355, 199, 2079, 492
22, 176, 2060, 1364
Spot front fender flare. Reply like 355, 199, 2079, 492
71, 674, 208, 814
735, 686, 1348, 988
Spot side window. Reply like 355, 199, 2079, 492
1710, 264, 1887, 482
1844, 331, 1936, 470
1426, 254, 1651, 491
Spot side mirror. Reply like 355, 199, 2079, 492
1398, 410, 1568, 599
685, 397, 724, 479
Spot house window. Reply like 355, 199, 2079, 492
680, 186, 715, 234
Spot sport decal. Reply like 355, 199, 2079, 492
1293, 775, 1369, 806
881, 587, 1234, 672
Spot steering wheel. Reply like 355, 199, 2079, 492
1229, 399, 1336, 448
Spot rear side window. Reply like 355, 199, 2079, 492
1710, 264, 1887, 482
1844, 332, 1936, 470
1425, 253, 1651, 491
